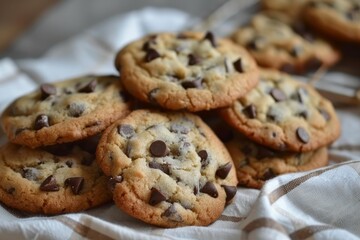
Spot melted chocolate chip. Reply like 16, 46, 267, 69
188, 54, 199, 65
40, 84, 57, 100
181, 78, 203, 89
233, 58, 244, 73
108, 176, 123, 191
65, 160, 73, 168
149, 187, 166, 206
319, 108, 330, 121
64, 177, 84, 195
149, 162, 170, 175
203, 31, 216, 47
262, 168, 276, 180
200, 182, 218, 198
68, 103, 85, 117
216, 162, 232, 179
34, 114, 49, 130
280, 63, 295, 74
118, 124, 135, 138
296, 127, 309, 143
221, 185, 237, 202
145, 48, 160, 62
78, 79, 97, 93
242, 104, 257, 119
270, 88, 287, 102
161, 204, 183, 222
198, 150, 209, 168
150, 140, 168, 157
40, 175, 60, 192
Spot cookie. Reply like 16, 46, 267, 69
231, 11, 341, 74
115, 32, 259, 112
224, 130, 328, 189
96, 109, 238, 227
220, 69, 340, 152
0, 136, 111, 214
262, 0, 310, 17
303, 0, 360, 43
1, 75, 131, 148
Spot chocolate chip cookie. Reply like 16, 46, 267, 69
0, 137, 111, 214
115, 32, 259, 112
96, 109, 238, 227
1, 75, 131, 148
304, 0, 360, 43
224, 131, 328, 189
220, 69, 340, 152
231, 11, 341, 74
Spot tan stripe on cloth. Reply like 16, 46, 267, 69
268, 161, 357, 204
55, 216, 115, 240
242, 217, 287, 235
218, 214, 244, 222
289, 225, 335, 240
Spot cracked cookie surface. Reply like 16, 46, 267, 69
231, 11, 340, 74
220, 69, 340, 152
1, 75, 131, 148
96, 109, 238, 227
304, 0, 360, 43
115, 32, 259, 112
0, 137, 111, 214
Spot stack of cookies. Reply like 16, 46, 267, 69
0, 6, 344, 227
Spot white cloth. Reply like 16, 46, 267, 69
0, 6, 360, 240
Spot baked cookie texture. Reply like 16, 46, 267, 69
1, 75, 131, 148
262, 0, 311, 17
115, 32, 259, 112
96, 109, 238, 227
231, 11, 340, 74
224, 132, 328, 189
0, 137, 111, 214
304, 0, 360, 43
220, 69, 340, 152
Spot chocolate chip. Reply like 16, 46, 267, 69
149, 162, 170, 175
22, 168, 38, 180
267, 112, 279, 122
262, 168, 276, 180
298, 111, 308, 119
198, 150, 209, 168
161, 204, 182, 222
64, 177, 84, 195
306, 57, 322, 71
221, 185, 237, 202
7, 187, 15, 194
319, 108, 330, 121
233, 58, 244, 73
216, 162, 232, 179
65, 160, 73, 168
181, 78, 203, 89
193, 185, 199, 195
256, 147, 276, 159
40, 84, 56, 100
78, 79, 97, 93
118, 124, 135, 138
149, 187, 166, 206
280, 63, 295, 74
145, 48, 160, 62
296, 127, 309, 143
296, 87, 308, 103
270, 88, 287, 102
150, 140, 168, 157
246, 37, 263, 50
34, 114, 49, 130
188, 54, 199, 66
203, 31, 216, 47
142, 41, 151, 51
108, 175, 123, 191
40, 175, 60, 192
148, 88, 159, 104
290, 46, 303, 58
242, 104, 257, 119
68, 103, 85, 117
170, 123, 190, 134
200, 182, 218, 198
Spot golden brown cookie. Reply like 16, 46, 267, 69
220, 69, 340, 152
115, 32, 259, 112
96, 109, 238, 227
1, 75, 131, 148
